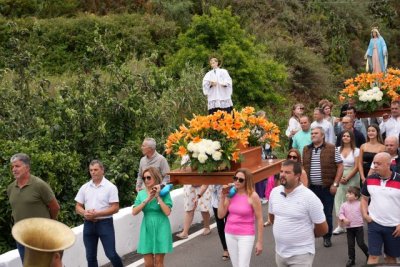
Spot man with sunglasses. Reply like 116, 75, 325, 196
303, 126, 344, 248
268, 160, 328, 267
75, 160, 123, 267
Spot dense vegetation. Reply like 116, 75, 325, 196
0, 0, 399, 253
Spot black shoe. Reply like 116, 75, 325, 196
323, 238, 332, 247
346, 259, 355, 267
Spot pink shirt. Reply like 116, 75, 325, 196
338, 200, 364, 228
225, 193, 255, 235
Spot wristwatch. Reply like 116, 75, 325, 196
197, 194, 202, 198
333, 182, 339, 187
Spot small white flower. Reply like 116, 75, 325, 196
197, 153, 208, 163
212, 151, 222, 161
187, 142, 195, 152
212, 141, 221, 150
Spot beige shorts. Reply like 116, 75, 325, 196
183, 185, 211, 212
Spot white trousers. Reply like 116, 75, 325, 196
225, 233, 255, 267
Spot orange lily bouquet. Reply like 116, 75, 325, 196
339, 68, 400, 112
165, 107, 280, 173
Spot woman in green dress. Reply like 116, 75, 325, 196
132, 167, 173, 267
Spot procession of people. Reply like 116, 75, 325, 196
6, 28, 400, 267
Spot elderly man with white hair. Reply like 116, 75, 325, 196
136, 137, 170, 192
361, 152, 400, 265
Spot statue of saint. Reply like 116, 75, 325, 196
365, 28, 388, 73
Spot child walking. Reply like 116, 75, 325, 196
338, 186, 369, 267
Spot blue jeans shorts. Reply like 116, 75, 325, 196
368, 221, 400, 257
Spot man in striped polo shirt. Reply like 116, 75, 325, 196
303, 126, 343, 248
361, 152, 400, 265
269, 160, 328, 266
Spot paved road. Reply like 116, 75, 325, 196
124, 204, 372, 267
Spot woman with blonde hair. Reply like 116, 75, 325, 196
132, 167, 173, 267
218, 168, 263, 267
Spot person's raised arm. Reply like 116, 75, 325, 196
218, 185, 230, 219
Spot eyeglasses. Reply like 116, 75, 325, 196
233, 176, 245, 183
143, 176, 152, 181
287, 155, 298, 160
299, 107, 304, 110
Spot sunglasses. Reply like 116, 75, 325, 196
287, 155, 298, 160
143, 176, 152, 181
299, 107, 304, 110
233, 176, 245, 183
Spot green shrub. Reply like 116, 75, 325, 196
0, 13, 178, 74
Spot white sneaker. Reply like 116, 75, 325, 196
332, 226, 346, 235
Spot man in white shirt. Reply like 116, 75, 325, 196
268, 160, 328, 267
202, 57, 233, 114
75, 160, 123, 267
311, 108, 335, 144
380, 100, 400, 139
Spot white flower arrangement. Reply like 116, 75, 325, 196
187, 139, 222, 164
358, 86, 383, 102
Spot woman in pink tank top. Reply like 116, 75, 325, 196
218, 168, 263, 267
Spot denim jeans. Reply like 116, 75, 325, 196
83, 218, 123, 267
309, 185, 334, 238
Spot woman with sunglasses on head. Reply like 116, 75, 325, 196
286, 149, 308, 187
285, 103, 305, 149
132, 167, 173, 267
332, 130, 361, 235
218, 168, 263, 267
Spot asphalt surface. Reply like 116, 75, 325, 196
109, 204, 380, 267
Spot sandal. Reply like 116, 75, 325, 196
176, 232, 188, 239
202, 228, 211, 236
222, 253, 230, 261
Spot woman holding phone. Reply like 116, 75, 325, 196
132, 167, 173, 267
218, 168, 263, 267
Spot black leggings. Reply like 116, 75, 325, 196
213, 207, 228, 251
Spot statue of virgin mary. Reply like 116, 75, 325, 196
365, 28, 388, 73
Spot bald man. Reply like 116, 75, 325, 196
368, 136, 400, 175
384, 136, 400, 173
361, 152, 400, 265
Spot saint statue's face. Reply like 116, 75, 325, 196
372, 31, 378, 38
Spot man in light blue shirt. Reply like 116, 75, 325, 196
292, 115, 312, 157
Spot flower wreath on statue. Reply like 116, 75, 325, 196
165, 107, 280, 173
